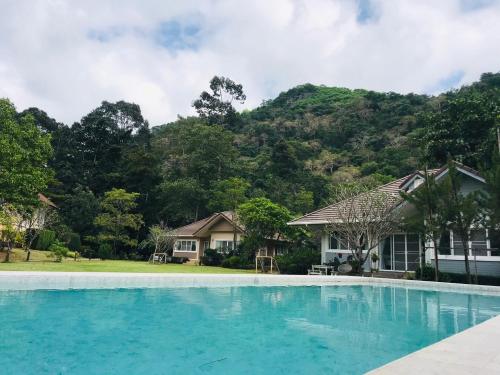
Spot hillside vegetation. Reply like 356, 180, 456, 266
1, 72, 498, 259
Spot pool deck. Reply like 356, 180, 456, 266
2, 271, 500, 374
367, 313, 500, 375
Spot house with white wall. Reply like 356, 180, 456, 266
288, 163, 500, 276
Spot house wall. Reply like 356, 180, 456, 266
209, 232, 242, 249
431, 259, 500, 277
321, 233, 372, 271
173, 237, 200, 260
210, 220, 236, 232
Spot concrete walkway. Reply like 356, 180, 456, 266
368, 314, 500, 375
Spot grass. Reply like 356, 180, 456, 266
0, 249, 253, 274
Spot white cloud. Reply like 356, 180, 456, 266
0, 0, 498, 125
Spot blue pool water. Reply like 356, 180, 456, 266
1, 285, 500, 375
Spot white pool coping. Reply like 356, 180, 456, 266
2, 271, 500, 295
2, 271, 500, 374
367, 314, 500, 375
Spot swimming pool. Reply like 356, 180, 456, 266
1, 284, 499, 374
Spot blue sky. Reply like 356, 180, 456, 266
0, 0, 499, 125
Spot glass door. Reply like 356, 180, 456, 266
393, 234, 406, 271
379, 234, 421, 271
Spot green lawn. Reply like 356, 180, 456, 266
0, 250, 253, 274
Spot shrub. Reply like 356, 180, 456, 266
48, 241, 69, 262
98, 243, 113, 260
79, 245, 96, 260
276, 248, 321, 275
66, 233, 81, 252
415, 265, 451, 282
221, 255, 243, 268
200, 249, 224, 266
35, 230, 56, 250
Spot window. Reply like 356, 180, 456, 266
438, 231, 451, 255
329, 235, 338, 250
490, 229, 500, 256
175, 240, 197, 252
471, 229, 487, 256
453, 232, 464, 255
215, 240, 235, 253
329, 233, 348, 250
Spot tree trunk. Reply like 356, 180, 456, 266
232, 212, 238, 253
26, 249, 31, 262
461, 235, 472, 284
5, 242, 11, 262
432, 235, 440, 282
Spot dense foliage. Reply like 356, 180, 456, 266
1, 72, 498, 260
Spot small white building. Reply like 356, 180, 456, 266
289, 163, 500, 277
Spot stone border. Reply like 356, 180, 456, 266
1, 271, 500, 295
367, 314, 500, 374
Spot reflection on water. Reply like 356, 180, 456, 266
0, 285, 499, 375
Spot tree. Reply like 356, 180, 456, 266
271, 139, 299, 177
401, 169, 450, 281
328, 185, 398, 274
0, 99, 53, 207
482, 152, 500, 248
443, 162, 483, 284
193, 76, 246, 126
140, 223, 176, 255
59, 186, 100, 237
67, 101, 148, 195
238, 198, 292, 253
158, 178, 207, 224
156, 121, 237, 186
0, 204, 19, 262
420, 88, 498, 169
209, 177, 250, 247
94, 189, 143, 257
18, 203, 57, 261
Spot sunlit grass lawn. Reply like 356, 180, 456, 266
0, 249, 253, 274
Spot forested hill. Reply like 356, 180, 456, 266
2, 72, 498, 258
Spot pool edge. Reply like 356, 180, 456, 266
366, 313, 500, 375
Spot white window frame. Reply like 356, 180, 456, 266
215, 240, 236, 253
435, 228, 500, 260
174, 240, 197, 252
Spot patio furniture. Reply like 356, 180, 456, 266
308, 265, 333, 275
337, 263, 352, 274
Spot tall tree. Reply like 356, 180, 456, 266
420, 84, 499, 169
401, 170, 450, 281
208, 177, 250, 247
328, 185, 398, 275
94, 189, 143, 257
0, 99, 53, 207
59, 186, 100, 238
193, 75, 246, 126
271, 139, 299, 177
443, 162, 483, 284
238, 198, 292, 253
68, 101, 148, 195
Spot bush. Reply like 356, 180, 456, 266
66, 233, 81, 252
200, 249, 224, 266
415, 265, 451, 282
276, 248, 321, 275
35, 229, 56, 250
80, 245, 96, 260
98, 243, 113, 260
221, 255, 252, 269
48, 241, 69, 262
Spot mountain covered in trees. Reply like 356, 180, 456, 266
1, 72, 499, 259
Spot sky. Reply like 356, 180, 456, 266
0, 0, 499, 126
